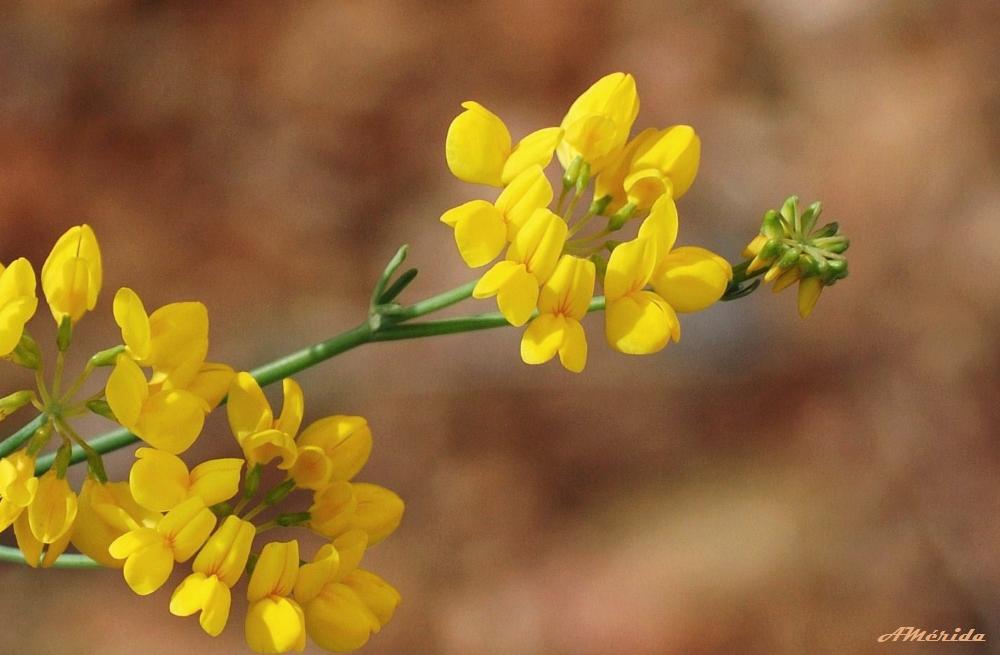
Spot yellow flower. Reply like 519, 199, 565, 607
637, 195, 732, 313
129, 447, 243, 512
170, 515, 256, 636
797, 276, 823, 318
291, 415, 372, 491
71, 477, 159, 568
626, 125, 701, 202
440, 165, 553, 267
445, 101, 562, 187
245, 540, 306, 654
227, 373, 303, 470
293, 530, 397, 653
603, 236, 678, 355
557, 72, 640, 174
106, 354, 212, 454
41, 224, 102, 325
593, 128, 661, 214
520, 255, 595, 373
109, 496, 217, 595
0, 258, 38, 357
113, 287, 210, 385
473, 208, 568, 326
0, 449, 38, 532
309, 481, 404, 545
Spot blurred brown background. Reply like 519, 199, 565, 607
1, 1, 999, 654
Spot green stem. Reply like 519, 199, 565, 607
0, 548, 100, 568
0, 414, 45, 458
390, 279, 476, 321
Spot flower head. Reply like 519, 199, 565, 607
0, 258, 38, 357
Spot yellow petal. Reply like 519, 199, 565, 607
623, 168, 669, 210
495, 165, 553, 238
275, 378, 305, 438
472, 260, 521, 298
557, 318, 588, 373
290, 445, 332, 491
41, 224, 102, 324
519, 210, 568, 284
797, 277, 823, 318
594, 128, 660, 214
113, 287, 151, 361
650, 246, 732, 313
303, 584, 380, 653
0, 450, 38, 508
186, 362, 235, 408
12, 511, 42, 567
72, 478, 156, 568
193, 515, 255, 585
28, 472, 77, 544
495, 265, 538, 327
242, 428, 298, 470
159, 497, 217, 562
520, 314, 565, 366
123, 540, 174, 595
297, 415, 372, 482
248, 540, 300, 602
170, 572, 233, 637
605, 291, 678, 354
105, 354, 149, 429
448, 201, 507, 268
134, 389, 207, 454
557, 73, 640, 171
537, 255, 595, 319
228, 372, 273, 442
189, 458, 244, 507
604, 237, 657, 302
331, 530, 368, 582
308, 481, 357, 539
637, 195, 679, 256
445, 101, 512, 187
343, 569, 401, 626
129, 447, 190, 513
293, 544, 341, 605
109, 526, 161, 560
351, 483, 404, 546
147, 301, 209, 380
0, 258, 37, 357
501, 126, 563, 185
246, 596, 306, 654
630, 125, 700, 199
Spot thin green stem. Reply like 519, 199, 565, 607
60, 361, 95, 404
0, 547, 100, 568
0, 414, 45, 458
390, 279, 476, 321
51, 350, 65, 399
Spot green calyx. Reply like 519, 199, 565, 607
756, 196, 850, 286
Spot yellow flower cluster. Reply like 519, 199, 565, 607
0, 225, 403, 653
441, 73, 733, 372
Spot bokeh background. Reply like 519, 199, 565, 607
2, 1, 999, 654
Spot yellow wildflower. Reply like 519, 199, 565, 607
557, 72, 640, 173
440, 165, 552, 267
227, 373, 303, 470
245, 540, 306, 654
129, 447, 243, 512
445, 101, 562, 187
105, 354, 212, 454
520, 254, 595, 373
637, 195, 732, 313
170, 515, 256, 636
291, 415, 372, 491
109, 496, 217, 595
473, 208, 568, 326
0, 258, 38, 357
603, 236, 679, 355
28, 470, 77, 545
293, 530, 398, 653
41, 224, 102, 325
13, 510, 73, 568
71, 477, 159, 568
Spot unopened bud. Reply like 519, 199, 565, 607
10, 333, 41, 370
0, 390, 35, 420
